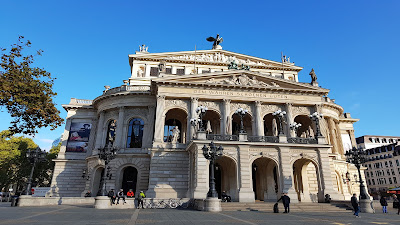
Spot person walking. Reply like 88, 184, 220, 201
393, 195, 399, 215
277, 192, 291, 213
351, 193, 360, 218
117, 189, 126, 205
137, 191, 145, 209
380, 196, 388, 213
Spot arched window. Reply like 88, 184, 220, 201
127, 118, 144, 148
164, 119, 182, 143
106, 119, 117, 146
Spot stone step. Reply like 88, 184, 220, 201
221, 202, 351, 212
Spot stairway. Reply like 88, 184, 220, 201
221, 202, 352, 212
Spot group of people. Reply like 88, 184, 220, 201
351, 193, 400, 217
107, 189, 146, 208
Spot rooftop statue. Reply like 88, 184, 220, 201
206, 34, 223, 49
310, 68, 317, 82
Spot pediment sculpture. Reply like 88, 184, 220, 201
205, 74, 279, 87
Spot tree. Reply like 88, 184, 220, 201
0, 130, 60, 192
0, 36, 64, 135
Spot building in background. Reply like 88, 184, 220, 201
357, 135, 400, 197
47, 40, 364, 203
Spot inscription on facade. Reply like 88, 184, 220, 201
193, 89, 289, 99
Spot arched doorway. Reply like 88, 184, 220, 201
92, 167, 104, 196
214, 156, 238, 201
232, 112, 252, 135
202, 110, 220, 134
294, 115, 314, 138
122, 166, 138, 194
164, 108, 187, 143
293, 158, 321, 202
252, 157, 279, 201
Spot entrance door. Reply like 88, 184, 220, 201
122, 167, 138, 194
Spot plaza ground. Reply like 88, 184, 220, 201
1, 202, 399, 225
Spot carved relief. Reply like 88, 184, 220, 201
223, 151, 238, 161
198, 101, 221, 114
166, 53, 274, 66
261, 104, 282, 115
205, 74, 278, 87
165, 99, 189, 111
291, 106, 312, 117
249, 151, 278, 162
230, 102, 252, 115
290, 151, 318, 164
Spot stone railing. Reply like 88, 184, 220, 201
103, 85, 151, 96
206, 134, 239, 141
287, 137, 318, 144
69, 98, 93, 105
248, 136, 279, 143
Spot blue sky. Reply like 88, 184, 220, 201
1, 0, 399, 150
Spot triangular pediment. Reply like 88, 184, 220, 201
153, 70, 329, 95
129, 49, 302, 71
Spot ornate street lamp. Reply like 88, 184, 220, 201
25, 147, 47, 195
309, 112, 323, 137
196, 106, 208, 131
235, 108, 248, 134
345, 147, 369, 200
272, 110, 286, 135
289, 122, 302, 137
202, 141, 223, 198
98, 144, 117, 196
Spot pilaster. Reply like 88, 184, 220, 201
327, 117, 339, 154
189, 97, 199, 140
193, 147, 209, 199
153, 95, 166, 143
335, 122, 345, 156
94, 112, 105, 151
115, 107, 125, 148
285, 103, 294, 137
223, 99, 231, 135
317, 148, 340, 202
145, 64, 151, 77
238, 145, 255, 202
145, 106, 156, 147
278, 146, 298, 203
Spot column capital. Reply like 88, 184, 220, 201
223, 99, 231, 104
190, 97, 199, 103
255, 101, 262, 107
157, 95, 165, 100
118, 106, 125, 111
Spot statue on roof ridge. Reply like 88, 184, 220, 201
206, 34, 223, 50
309, 68, 319, 87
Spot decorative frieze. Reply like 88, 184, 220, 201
198, 101, 221, 114
230, 102, 252, 115
205, 74, 280, 87
261, 104, 282, 115
291, 106, 312, 117
165, 99, 189, 111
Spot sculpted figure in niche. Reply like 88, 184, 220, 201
158, 60, 166, 73
272, 118, 278, 136
137, 68, 144, 77
171, 126, 180, 143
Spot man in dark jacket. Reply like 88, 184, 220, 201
277, 192, 291, 213
351, 193, 360, 218
108, 189, 116, 205
380, 196, 388, 213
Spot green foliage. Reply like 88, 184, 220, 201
0, 130, 59, 192
0, 36, 64, 135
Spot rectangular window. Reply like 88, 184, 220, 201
371, 172, 373, 177
384, 178, 387, 184
398, 168, 400, 174
176, 68, 185, 75
366, 172, 369, 178
389, 178, 392, 184
368, 179, 371, 185
385, 161, 388, 167
166, 68, 172, 74
150, 67, 159, 77
372, 179, 375, 185
369, 164, 372, 169
394, 177, 397, 184
387, 169, 390, 176
389, 161, 393, 167
391, 169, 395, 175
396, 159, 399, 166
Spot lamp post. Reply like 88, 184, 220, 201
289, 122, 302, 137
98, 144, 117, 196
196, 106, 208, 131
202, 141, 223, 198
272, 110, 286, 135
235, 108, 248, 134
25, 147, 47, 195
345, 146, 374, 213
309, 112, 323, 137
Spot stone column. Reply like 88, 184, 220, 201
189, 97, 199, 141
278, 146, 298, 203
171, 66, 177, 74
115, 107, 125, 148
94, 111, 105, 150
348, 130, 357, 147
327, 117, 339, 154
238, 145, 255, 202
145, 64, 151, 77
317, 148, 340, 201
285, 103, 294, 137
153, 95, 166, 143
335, 122, 345, 156
223, 99, 231, 135
254, 101, 263, 136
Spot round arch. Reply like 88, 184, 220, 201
114, 164, 141, 196
232, 112, 253, 135
202, 109, 221, 135
251, 157, 280, 201
164, 108, 188, 143
91, 166, 105, 197
292, 158, 322, 202
214, 156, 238, 201
294, 115, 314, 138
